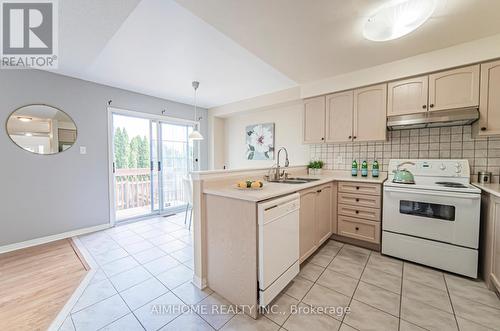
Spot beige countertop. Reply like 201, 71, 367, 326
203, 171, 387, 202
472, 182, 500, 197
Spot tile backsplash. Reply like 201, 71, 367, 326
309, 125, 500, 181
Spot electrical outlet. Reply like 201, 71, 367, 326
80, 146, 87, 155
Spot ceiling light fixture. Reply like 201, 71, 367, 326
363, 0, 436, 42
188, 81, 204, 141
18, 116, 32, 122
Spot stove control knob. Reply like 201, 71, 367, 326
440, 164, 446, 170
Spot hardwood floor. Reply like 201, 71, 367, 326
0, 239, 88, 331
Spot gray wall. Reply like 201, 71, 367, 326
0, 70, 208, 246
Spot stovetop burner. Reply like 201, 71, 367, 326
435, 181, 468, 188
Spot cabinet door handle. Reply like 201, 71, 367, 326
321, 137, 325, 140
422, 105, 427, 109
317, 189, 322, 193
356, 198, 359, 202
348, 135, 352, 139
356, 186, 360, 190
355, 210, 359, 214
353, 136, 357, 139
355, 227, 359, 231
429, 104, 434, 108
481, 127, 487, 131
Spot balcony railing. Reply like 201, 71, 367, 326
114, 168, 188, 219
115, 168, 152, 211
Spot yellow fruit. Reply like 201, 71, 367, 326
237, 181, 247, 188
251, 181, 261, 189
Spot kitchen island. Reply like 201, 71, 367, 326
192, 166, 386, 318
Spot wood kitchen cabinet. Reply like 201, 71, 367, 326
354, 84, 387, 142
304, 84, 387, 144
481, 192, 500, 294
325, 91, 354, 143
474, 59, 500, 136
387, 76, 429, 116
303, 96, 326, 144
299, 188, 317, 262
299, 182, 336, 262
428, 65, 479, 111
335, 181, 382, 249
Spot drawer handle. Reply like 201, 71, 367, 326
356, 198, 359, 202
356, 186, 360, 190
355, 210, 359, 214
355, 227, 359, 231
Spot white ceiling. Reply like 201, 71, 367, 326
175, 0, 500, 83
52, 0, 500, 108
53, 0, 295, 108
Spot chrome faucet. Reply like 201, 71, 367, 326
275, 147, 289, 180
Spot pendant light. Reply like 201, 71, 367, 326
189, 81, 204, 140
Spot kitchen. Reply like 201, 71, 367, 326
190, 53, 500, 330
2, 1, 500, 330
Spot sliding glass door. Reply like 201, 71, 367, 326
112, 114, 154, 221
159, 123, 194, 213
111, 112, 197, 222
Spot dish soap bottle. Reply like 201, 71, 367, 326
351, 160, 358, 176
361, 160, 368, 177
372, 160, 379, 178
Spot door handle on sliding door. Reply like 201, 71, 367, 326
158, 161, 162, 171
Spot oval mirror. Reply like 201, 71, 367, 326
6, 105, 77, 155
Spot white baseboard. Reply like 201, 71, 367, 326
192, 275, 207, 289
0, 223, 111, 254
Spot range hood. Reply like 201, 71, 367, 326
387, 108, 479, 130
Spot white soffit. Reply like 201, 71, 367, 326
70, 0, 296, 108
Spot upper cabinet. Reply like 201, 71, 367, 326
354, 84, 387, 142
387, 76, 428, 116
428, 65, 480, 111
305, 85, 387, 144
474, 59, 500, 136
325, 91, 354, 143
303, 96, 326, 144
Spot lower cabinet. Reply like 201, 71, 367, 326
336, 181, 382, 248
299, 182, 336, 262
337, 215, 380, 244
481, 192, 500, 294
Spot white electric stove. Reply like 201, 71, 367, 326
382, 159, 481, 278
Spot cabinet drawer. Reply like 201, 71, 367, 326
338, 203, 380, 222
338, 192, 381, 208
338, 182, 381, 196
338, 215, 380, 244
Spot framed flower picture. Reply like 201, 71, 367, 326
246, 123, 275, 160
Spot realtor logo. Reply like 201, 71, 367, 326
1, 0, 58, 68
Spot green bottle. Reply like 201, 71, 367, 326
372, 160, 379, 178
361, 160, 368, 177
351, 160, 358, 176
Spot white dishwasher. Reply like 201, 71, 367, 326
258, 193, 300, 307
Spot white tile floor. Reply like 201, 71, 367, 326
59, 215, 500, 331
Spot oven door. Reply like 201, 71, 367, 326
383, 186, 480, 248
